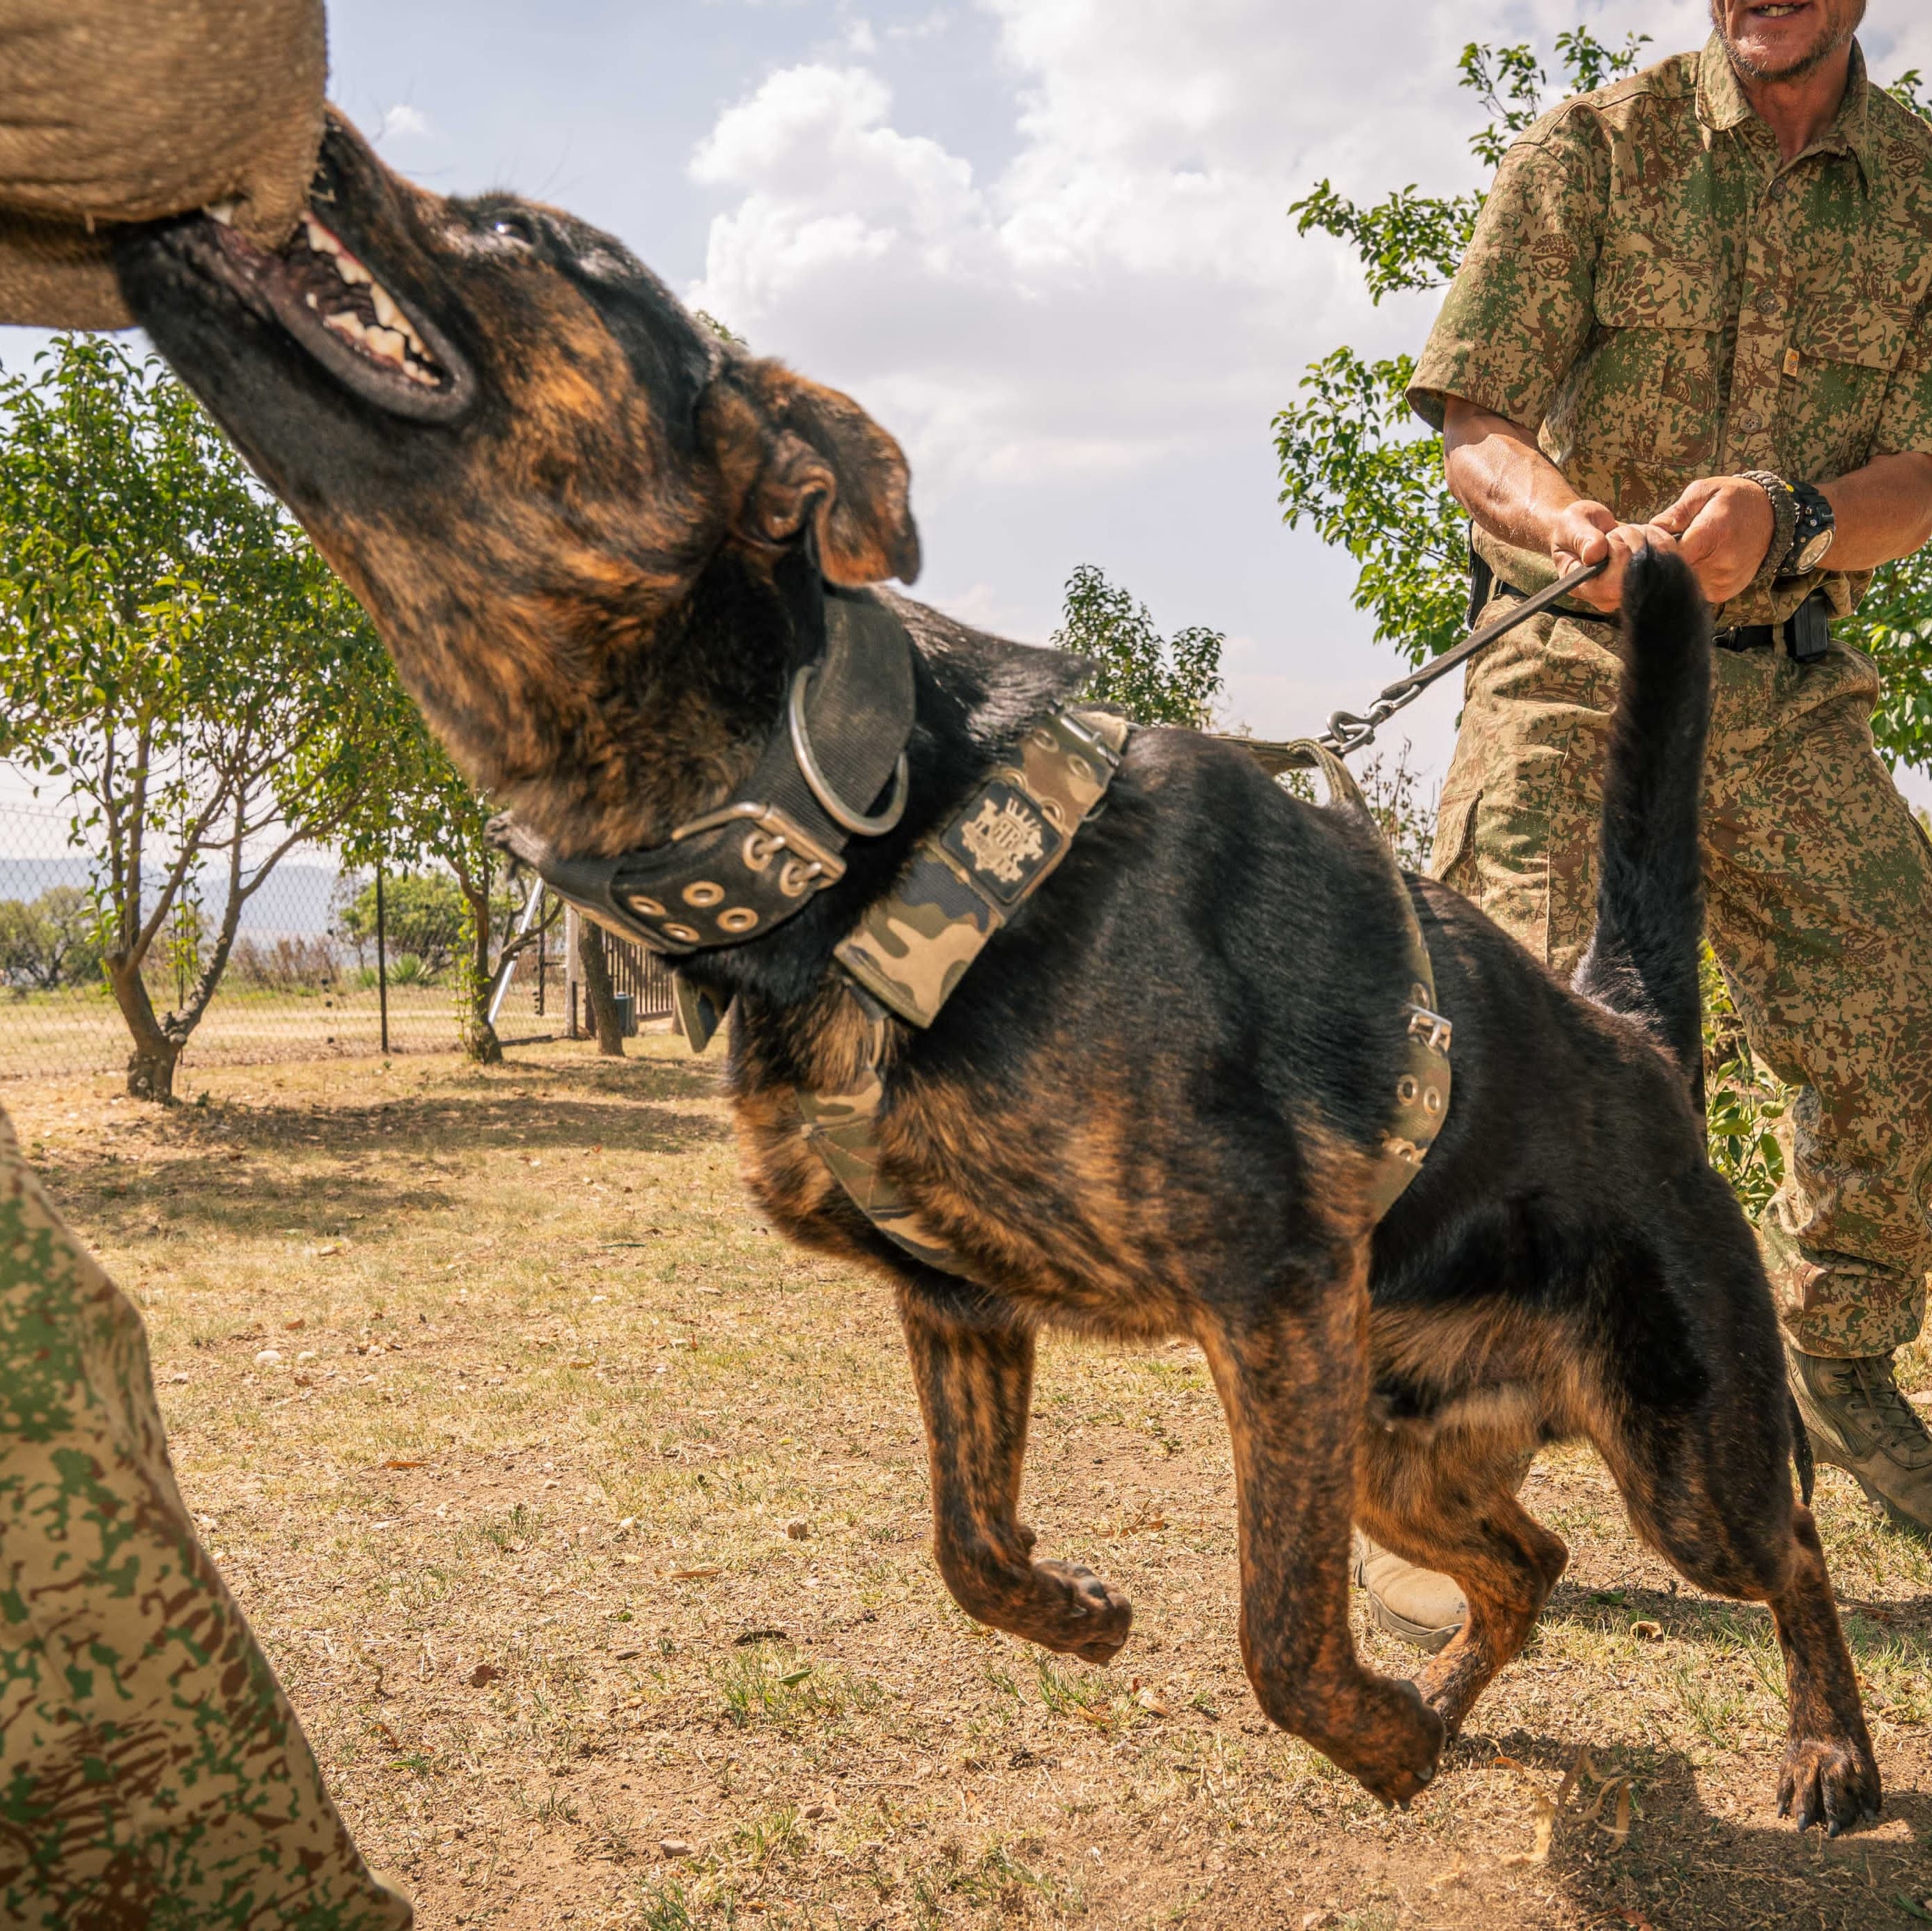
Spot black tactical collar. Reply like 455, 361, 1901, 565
492, 565, 917, 958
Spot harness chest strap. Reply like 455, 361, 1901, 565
1277, 738, 1455, 1220
799, 725, 1453, 1279
797, 706, 1128, 1277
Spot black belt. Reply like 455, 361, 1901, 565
1493, 571, 1833, 664
1713, 586, 1832, 662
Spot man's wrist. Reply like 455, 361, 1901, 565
1739, 471, 1799, 589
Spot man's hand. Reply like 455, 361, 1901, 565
1651, 476, 1777, 606
1443, 401, 1683, 614
1550, 499, 1681, 613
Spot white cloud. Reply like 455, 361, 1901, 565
376, 102, 438, 145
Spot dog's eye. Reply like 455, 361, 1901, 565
488, 212, 539, 248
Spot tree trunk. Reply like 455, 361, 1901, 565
107, 954, 182, 1102
460, 882, 504, 1065
577, 924, 625, 1057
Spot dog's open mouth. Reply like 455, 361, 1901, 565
198, 199, 475, 423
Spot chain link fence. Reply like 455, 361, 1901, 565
0, 797, 591, 1081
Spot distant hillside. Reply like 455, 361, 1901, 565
0, 857, 344, 937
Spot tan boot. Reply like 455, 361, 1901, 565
1350, 1531, 1467, 1654
1787, 1344, 1932, 1534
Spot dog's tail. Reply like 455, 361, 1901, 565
1570, 546, 1713, 1103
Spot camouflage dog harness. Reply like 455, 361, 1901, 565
800, 728, 1453, 1278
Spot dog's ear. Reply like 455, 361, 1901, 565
712, 358, 921, 586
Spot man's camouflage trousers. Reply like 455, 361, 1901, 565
1432, 600, 1932, 1359
0, 1104, 412, 1928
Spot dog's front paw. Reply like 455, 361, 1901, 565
1030, 1559, 1133, 1663
1350, 1676, 1447, 1809
1779, 1733, 1881, 1836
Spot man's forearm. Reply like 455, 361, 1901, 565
1441, 401, 1587, 554
1820, 452, 1932, 574
1440, 397, 1665, 613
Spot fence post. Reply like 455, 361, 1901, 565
375, 864, 389, 1056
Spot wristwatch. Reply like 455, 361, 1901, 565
1740, 471, 1799, 589
1779, 479, 1837, 578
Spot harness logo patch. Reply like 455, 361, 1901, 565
943, 780, 1062, 903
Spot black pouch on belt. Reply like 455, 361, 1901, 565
1787, 588, 1831, 664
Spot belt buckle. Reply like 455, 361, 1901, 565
670, 800, 848, 886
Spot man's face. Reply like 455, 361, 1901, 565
1711, 1, 1866, 83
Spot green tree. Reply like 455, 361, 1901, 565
334, 870, 467, 980
1052, 564, 1224, 727
333, 700, 540, 1063
1273, 30, 1932, 774
0, 886, 102, 994
0, 336, 413, 1099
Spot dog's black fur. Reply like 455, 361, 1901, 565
115, 112, 1878, 1831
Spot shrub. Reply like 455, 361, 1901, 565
334, 871, 465, 978
229, 933, 341, 991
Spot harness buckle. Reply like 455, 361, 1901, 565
669, 801, 848, 889
1407, 1003, 1453, 1055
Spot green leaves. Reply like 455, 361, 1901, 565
1841, 550, 1932, 774
1275, 29, 1647, 666
1050, 565, 1224, 728
1273, 348, 1468, 666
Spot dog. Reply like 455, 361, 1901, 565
116, 111, 1880, 1833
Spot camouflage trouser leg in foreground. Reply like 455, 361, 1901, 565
1432, 602, 1932, 1358
0, 1106, 412, 1928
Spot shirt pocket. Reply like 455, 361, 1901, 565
1572, 247, 1723, 470
1789, 288, 1924, 478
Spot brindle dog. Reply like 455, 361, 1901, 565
117, 112, 1880, 1832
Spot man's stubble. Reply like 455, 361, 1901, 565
1709, 1, 1867, 84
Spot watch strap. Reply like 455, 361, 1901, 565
1740, 471, 1799, 591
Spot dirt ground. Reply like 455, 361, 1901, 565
9, 1039, 1931, 1930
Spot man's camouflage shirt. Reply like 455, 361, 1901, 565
1410, 35, 1932, 629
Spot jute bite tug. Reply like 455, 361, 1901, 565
117, 112, 1880, 1830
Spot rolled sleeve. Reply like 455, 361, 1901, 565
1408, 109, 1608, 432
1873, 292, 1932, 459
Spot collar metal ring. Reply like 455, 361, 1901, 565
788, 663, 910, 836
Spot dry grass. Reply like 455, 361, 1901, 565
10, 1040, 1932, 1930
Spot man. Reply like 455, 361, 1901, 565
1361, 0, 1932, 1650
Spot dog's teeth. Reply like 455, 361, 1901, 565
334, 254, 371, 287
302, 212, 340, 256
365, 325, 408, 364
206, 200, 238, 227
306, 292, 319, 309
324, 310, 368, 343
371, 283, 402, 329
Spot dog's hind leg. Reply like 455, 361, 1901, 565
896, 1279, 1132, 1664
1357, 1418, 1568, 1737
1195, 1237, 1446, 1807
1580, 1236, 1880, 1833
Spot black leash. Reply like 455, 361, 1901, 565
1319, 558, 1610, 757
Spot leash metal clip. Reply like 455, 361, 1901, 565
1318, 556, 1610, 760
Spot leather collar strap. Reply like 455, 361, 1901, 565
494, 587, 916, 957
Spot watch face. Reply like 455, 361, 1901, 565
1794, 529, 1834, 573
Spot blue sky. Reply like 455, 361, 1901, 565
8, 0, 1932, 811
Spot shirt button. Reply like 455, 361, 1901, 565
1739, 411, 1763, 434
1754, 290, 1781, 317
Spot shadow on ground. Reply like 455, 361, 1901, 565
36, 1054, 733, 1242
